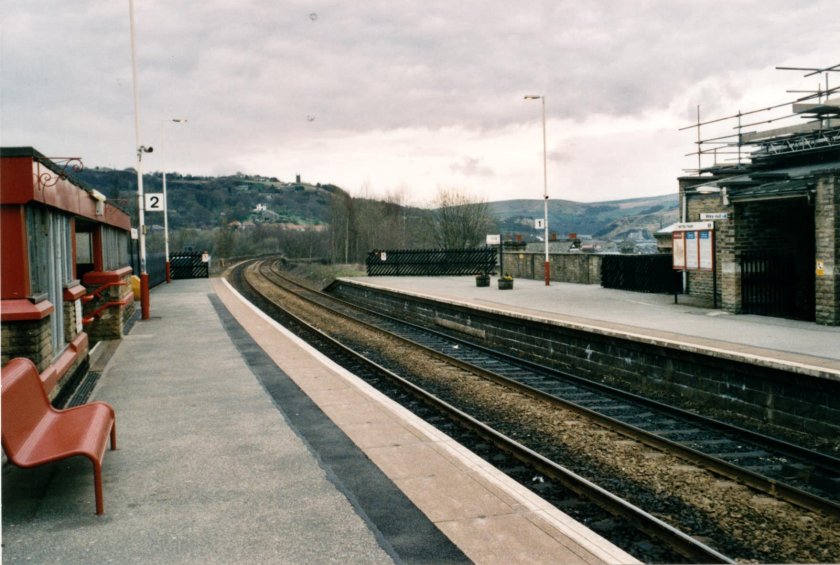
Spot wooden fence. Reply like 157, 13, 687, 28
366, 248, 497, 276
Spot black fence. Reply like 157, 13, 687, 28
601, 254, 681, 294
741, 254, 814, 320
366, 248, 497, 276
129, 247, 167, 289
170, 252, 210, 279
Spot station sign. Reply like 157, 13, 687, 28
486, 234, 501, 245
673, 224, 714, 272
144, 193, 165, 212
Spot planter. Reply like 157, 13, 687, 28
498, 278, 513, 290
475, 274, 490, 287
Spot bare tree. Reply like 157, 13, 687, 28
429, 187, 495, 249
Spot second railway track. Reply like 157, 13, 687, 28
229, 259, 840, 564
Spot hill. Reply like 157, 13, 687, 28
73, 167, 678, 241
487, 194, 678, 242
74, 168, 342, 229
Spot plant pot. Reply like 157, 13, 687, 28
498, 279, 513, 290
475, 275, 490, 287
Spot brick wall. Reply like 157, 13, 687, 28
330, 281, 840, 443
681, 190, 734, 309
1, 317, 52, 372
815, 173, 839, 325
83, 273, 136, 342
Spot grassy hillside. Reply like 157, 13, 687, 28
74, 168, 340, 229
487, 193, 678, 241
73, 167, 677, 241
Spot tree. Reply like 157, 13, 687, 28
428, 187, 495, 249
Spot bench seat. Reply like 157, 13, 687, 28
2, 357, 117, 514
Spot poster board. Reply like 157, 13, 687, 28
672, 222, 714, 272
672, 231, 685, 269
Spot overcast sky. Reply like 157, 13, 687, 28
2, 1, 839, 205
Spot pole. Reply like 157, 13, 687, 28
540, 96, 550, 286
128, 0, 150, 320
160, 118, 187, 283
161, 123, 171, 283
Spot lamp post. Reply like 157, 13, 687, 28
524, 94, 550, 285
128, 0, 153, 319
160, 118, 188, 283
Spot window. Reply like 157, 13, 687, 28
102, 225, 129, 271
76, 231, 92, 264
26, 205, 72, 358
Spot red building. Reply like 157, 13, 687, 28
1, 147, 135, 401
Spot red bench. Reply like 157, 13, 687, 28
2, 357, 117, 514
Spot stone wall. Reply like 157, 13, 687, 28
680, 189, 734, 309
815, 173, 840, 325
329, 280, 840, 444
83, 272, 136, 342
1, 316, 52, 372
501, 252, 602, 284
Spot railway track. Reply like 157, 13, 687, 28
229, 259, 840, 564
266, 261, 840, 514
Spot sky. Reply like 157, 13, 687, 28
2, 1, 839, 206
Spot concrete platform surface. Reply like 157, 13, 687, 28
340, 276, 840, 376
2, 278, 639, 565
2, 279, 395, 564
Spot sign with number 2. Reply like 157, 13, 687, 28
144, 193, 165, 212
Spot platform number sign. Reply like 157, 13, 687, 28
144, 193, 165, 212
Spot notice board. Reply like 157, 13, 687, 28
672, 222, 714, 272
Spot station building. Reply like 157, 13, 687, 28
677, 95, 840, 325
1, 147, 136, 401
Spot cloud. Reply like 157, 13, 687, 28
450, 156, 495, 177
2, 1, 839, 202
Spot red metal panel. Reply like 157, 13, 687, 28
2, 151, 131, 231
0, 157, 37, 204
63, 284, 87, 301
0, 299, 54, 321
0, 206, 31, 299
82, 266, 133, 285
92, 226, 104, 272
37, 163, 81, 215
103, 205, 131, 230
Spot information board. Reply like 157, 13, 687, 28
672, 224, 714, 272
685, 231, 699, 269
672, 232, 685, 269
699, 230, 713, 270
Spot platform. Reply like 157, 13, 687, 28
1, 278, 637, 565
339, 276, 840, 378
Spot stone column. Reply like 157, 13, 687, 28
815, 172, 840, 325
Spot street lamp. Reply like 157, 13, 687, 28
128, 0, 153, 319
524, 94, 550, 285
160, 118, 188, 282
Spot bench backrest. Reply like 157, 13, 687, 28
1, 357, 52, 460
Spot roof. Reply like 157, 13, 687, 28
727, 177, 815, 203
688, 161, 840, 198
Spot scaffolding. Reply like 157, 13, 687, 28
681, 63, 840, 175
